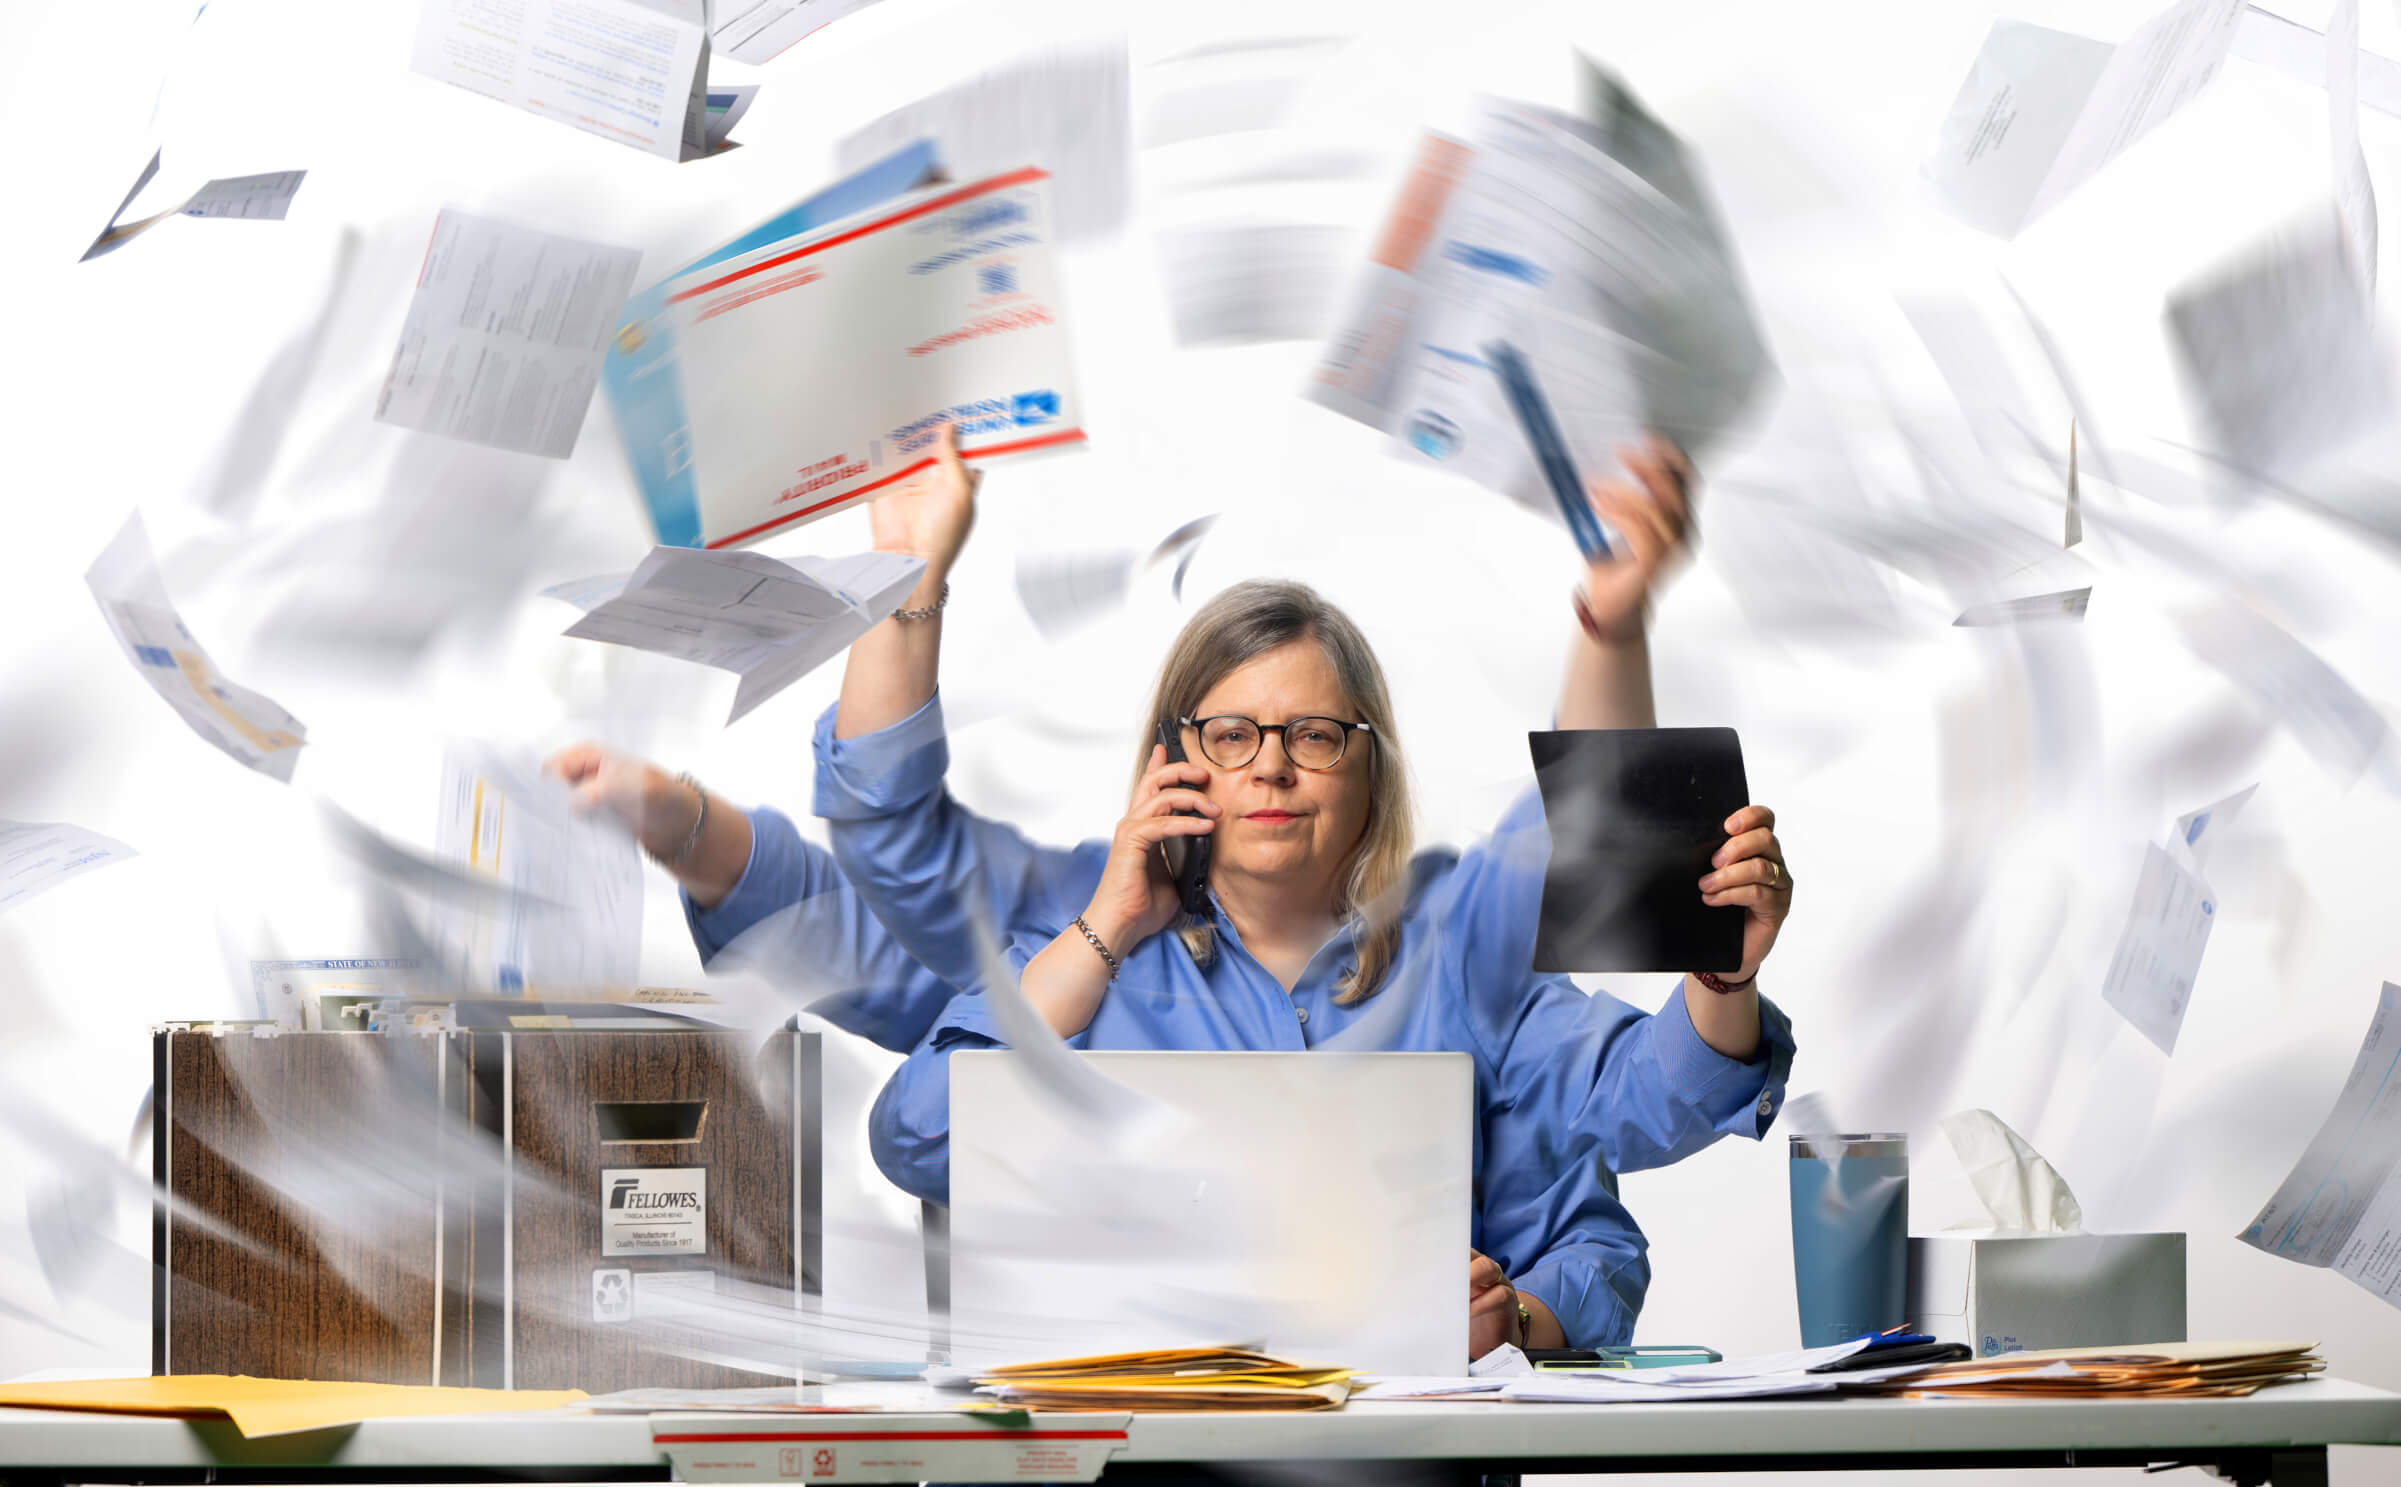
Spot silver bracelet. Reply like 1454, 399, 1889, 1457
1070, 914, 1120, 981
892, 582, 950, 622
662, 771, 707, 868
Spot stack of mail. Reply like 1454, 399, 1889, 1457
1310, 60, 1770, 527
1863, 1341, 2324, 1399
958, 1347, 1354, 1411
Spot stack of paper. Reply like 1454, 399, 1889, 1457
961, 1348, 1354, 1412
1863, 1341, 2323, 1399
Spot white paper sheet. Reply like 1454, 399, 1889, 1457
375, 209, 643, 459
2099, 842, 2218, 1054
1953, 588, 2092, 627
2171, 782, 2257, 871
2233, 3, 2401, 116
1310, 81, 1768, 521
655, 169, 1083, 548
1926, 0, 2245, 236
81, 152, 307, 261
556, 547, 924, 723
835, 42, 1131, 245
2165, 211, 2388, 479
710, 0, 885, 65
2241, 983, 2401, 1309
85, 512, 307, 781
434, 742, 642, 995
411, 0, 711, 160
0, 821, 136, 917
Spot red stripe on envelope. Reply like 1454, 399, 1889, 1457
704, 428, 1088, 549
666, 168, 1052, 307
653, 1429, 1128, 1444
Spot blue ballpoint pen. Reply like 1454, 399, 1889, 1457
1484, 338, 1613, 561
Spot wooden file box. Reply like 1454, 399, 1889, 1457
153, 1024, 820, 1392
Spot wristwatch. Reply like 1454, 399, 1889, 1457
1516, 1300, 1531, 1340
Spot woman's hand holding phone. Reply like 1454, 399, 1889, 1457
1082, 744, 1219, 958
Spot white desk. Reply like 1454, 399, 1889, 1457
1, 1379, 2397, 1486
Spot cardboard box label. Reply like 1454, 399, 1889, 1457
602, 1166, 707, 1256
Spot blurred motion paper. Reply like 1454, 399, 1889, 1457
86, 512, 307, 781
0, 820, 134, 916
552, 547, 924, 722
411, 0, 712, 161
2099, 842, 2216, 1055
1926, 0, 2244, 237
435, 743, 641, 995
2242, 983, 2401, 1310
610, 168, 1083, 550
1310, 70, 1769, 523
377, 211, 643, 459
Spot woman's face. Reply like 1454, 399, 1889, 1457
1182, 639, 1374, 898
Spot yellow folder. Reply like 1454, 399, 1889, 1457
0, 1376, 588, 1438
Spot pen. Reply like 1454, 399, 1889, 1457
1484, 339, 1612, 561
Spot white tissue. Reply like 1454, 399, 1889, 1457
1940, 1108, 2084, 1233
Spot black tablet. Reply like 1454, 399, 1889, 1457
1529, 727, 1749, 974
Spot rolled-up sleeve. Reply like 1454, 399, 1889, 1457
681, 805, 964, 1054
814, 696, 1103, 997
683, 806, 809, 962
868, 990, 1010, 1206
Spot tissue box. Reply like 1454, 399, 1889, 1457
1908, 1233, 2186, 1357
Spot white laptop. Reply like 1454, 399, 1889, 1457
946, 1049, 1472, 1374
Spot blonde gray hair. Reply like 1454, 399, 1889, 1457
1133, 581, 1414, 1004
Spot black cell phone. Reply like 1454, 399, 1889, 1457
1155, 719, 1213, 918
1808, 1340, 1972, 1373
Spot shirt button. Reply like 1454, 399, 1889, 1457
1758, 1091, 1776, 1117
1296, 1007, 1310, 1025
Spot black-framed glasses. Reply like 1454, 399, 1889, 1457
1180, 714, 1374, 771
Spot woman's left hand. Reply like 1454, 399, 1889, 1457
1578, 435, 1696, 638
1466, 1249, 1526, 1360
1700, 804, 1793, 982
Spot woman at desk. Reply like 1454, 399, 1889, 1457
819, 428, 1800, 1356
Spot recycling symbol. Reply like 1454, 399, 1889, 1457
812, 1447, 836, 1477
592, 1268, 631, 1322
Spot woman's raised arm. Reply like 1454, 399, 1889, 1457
1554, 437, 1693, 732
835, 423, 980, 740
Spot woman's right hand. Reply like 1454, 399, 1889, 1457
868, 421, 981, 582
1083, 743, 1221, 954
543, 741, 695, 862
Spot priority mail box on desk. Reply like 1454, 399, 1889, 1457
1908, 1232, 2186, 1357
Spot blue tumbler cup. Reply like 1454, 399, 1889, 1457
1789, 1132, 1909, 1348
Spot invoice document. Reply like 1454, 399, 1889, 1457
434, 743, 641, 996
2242, 983, 2401, 1311
376, 210, 643, 459
412, 0, 712, 160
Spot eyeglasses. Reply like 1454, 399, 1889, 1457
1180, 714, 1374, 771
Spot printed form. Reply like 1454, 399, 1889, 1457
85, 512, 307, 781
376, 210, 643, 459
412, 0, 712, 160
0, 821, 135, 917
1926, 0, 2245, 236
2243, 983, 2401, 1311
435, 743, 642, 996
551, 547, 923, 722
1310, 77, 1769, 527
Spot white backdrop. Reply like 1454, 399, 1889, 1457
3, 0, 2400, 1481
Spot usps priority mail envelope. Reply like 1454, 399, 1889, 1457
641, 167, 1084, 549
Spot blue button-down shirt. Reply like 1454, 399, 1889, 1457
807, 694, 1796, 1348
681, 807, 960, 1054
